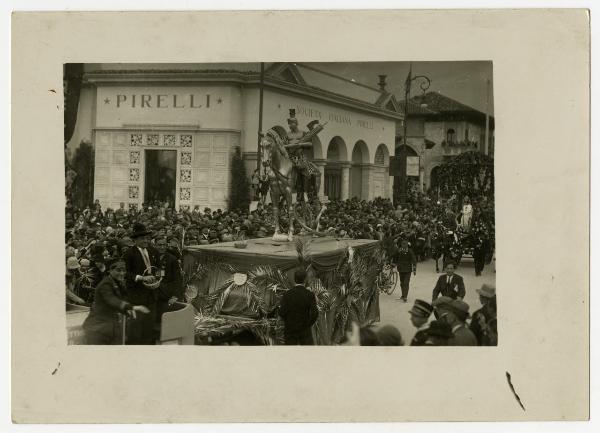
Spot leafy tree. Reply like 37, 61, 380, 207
228, 146, 251, 212
433, 151, 494, 202
71, 141, 95, 208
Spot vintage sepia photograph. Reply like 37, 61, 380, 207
64, 62, 496, 346
11, 8, 591, 423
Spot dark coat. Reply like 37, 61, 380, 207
124, 245, 160, 344
124, 245, 160, 306
470, 307, 498, 346
410, 327, 429, 346
278, 284, 318, 335
157, 248, 184, 303
449, 324, 477, 346
392, 247, 416, 273
432, 274, 466, 300
82, 275, 131, 344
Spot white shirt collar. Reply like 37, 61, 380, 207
452, 324, 463, 333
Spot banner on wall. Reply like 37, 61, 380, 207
406, 156, 420, 177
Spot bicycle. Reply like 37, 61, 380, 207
376, 262, 398, 295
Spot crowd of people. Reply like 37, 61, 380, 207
344, 278, 497, 347
65, 190, 495, 345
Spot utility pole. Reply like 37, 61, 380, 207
484, 78, 490, 155
256, 62, 265, 170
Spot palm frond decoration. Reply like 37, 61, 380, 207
294, 236, 313, 267
241, 281, 268, 317
193, 314, 283, 345
180, 261, 208, 289
249, 265, 293, 292
210, 279, 235, 315
309, 277, 335, 312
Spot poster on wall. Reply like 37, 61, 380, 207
406, 156, 420, 176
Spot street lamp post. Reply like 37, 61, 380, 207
398, 69, 431, 205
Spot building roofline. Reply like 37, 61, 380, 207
295, 63, 383, 93
83, 70, 404, 121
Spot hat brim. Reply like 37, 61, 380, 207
131, 230, 152, 239
476, 289, 496, 298
408, 309, 429, 317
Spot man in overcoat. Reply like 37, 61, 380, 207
83, 259, 150, 344
124, 223, 160, 344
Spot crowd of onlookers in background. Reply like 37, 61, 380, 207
65, 190, 496, 345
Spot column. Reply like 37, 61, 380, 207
361, 163, 373, 200
313, 158, 327, 200
340, 163, 351, 200
419, 167, 425, 193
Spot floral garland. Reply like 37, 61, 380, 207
188, 237, 388, 345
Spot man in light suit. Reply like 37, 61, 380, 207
124, 223, 160, 344
432, 263, 465, 301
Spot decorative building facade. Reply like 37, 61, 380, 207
398, 91, 495, 192
68, 63, 402, 211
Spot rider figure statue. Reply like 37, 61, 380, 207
284, 109, 320, 202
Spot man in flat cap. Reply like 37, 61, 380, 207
437, 299, 477, 346
83, 259, 150, 345
408, 299, 433, 346
470, 284, 498, 346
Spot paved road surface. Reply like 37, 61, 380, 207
376, 256, 496, 345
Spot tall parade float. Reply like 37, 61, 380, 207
184, 109, 394, 345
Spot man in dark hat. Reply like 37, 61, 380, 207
124, 223, 160, 344
431, 295, 453, 320
392, 238, 417, 302
437, 299, 477, 346
423, 320, 454, 346
83, 259, 150, 345
408, 299, 433, 346
432, 263, 465, 301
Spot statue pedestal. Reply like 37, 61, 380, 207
272, 233, 292, 242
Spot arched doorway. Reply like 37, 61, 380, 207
324, 136, 348, 200
429, 165, 441, 192
393, 144, 420, 203
350, 140, 369, 199
373, 143, 390, 198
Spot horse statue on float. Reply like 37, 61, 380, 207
259, 124, 327, 241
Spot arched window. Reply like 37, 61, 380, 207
374, 148, 385, 165
446, 128, 456, 144
374, 144, 389, 166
